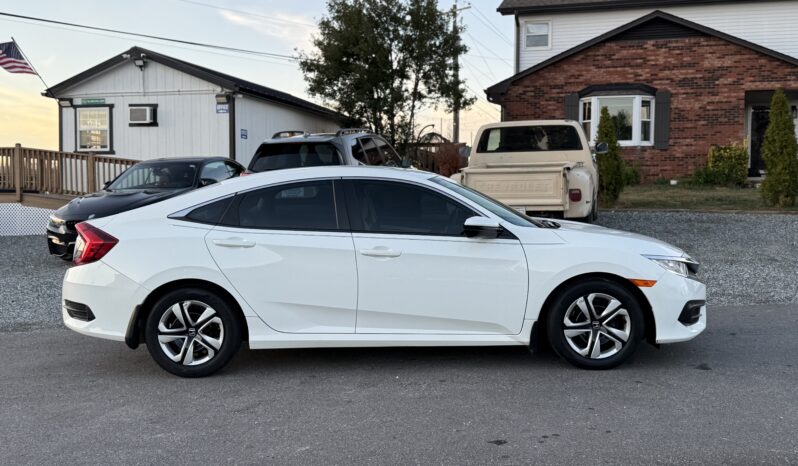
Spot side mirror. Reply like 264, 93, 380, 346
595, 142, 609, 155
464, 216, 503, 239
103, 181, 112, 189
200, 178, 217, 187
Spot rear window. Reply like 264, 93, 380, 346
477, 125, 583, 153
249, 142, 341, 172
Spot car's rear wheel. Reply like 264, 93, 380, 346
546, 279, 643, 370
145, 288, 242, 377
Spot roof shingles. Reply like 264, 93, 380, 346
498, 0, 768, 15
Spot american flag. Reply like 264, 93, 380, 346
0, 41, 37, 75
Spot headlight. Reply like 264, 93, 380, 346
644, 255, 698, 278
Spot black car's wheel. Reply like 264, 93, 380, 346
546, 278, 644, 370
145, 288, 242, 377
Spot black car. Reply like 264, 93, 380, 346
47, 157, 244, 260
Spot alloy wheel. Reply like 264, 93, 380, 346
157, 300, 225, 366
562, 293, 631, 360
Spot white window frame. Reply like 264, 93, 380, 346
523, 20, 552, 50
579, 95, 655, 147
76, 106, 112, 152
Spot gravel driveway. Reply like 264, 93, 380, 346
1, 211, 796, 331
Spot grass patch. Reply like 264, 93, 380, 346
606, 185, 798, 212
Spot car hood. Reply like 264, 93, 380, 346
54, 189, 190, 221
542, 220, 687, 257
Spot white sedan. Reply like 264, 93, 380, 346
63, 166, 706, 377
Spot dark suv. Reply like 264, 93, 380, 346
247, 129, 403, 173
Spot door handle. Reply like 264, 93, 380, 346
212, 238, 256, 248
359, 248, 402, 258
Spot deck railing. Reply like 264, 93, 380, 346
0, 144, 138, 201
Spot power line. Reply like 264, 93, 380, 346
172, 0, 317, 27
0, 11, 302, 62
467, 8, 512, 46
0, 16, 300, 69
462, 39, 498, 81
464, 30, 511, 67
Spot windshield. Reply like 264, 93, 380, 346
431, 177, 543, 228
250, 142, 342, 172
108, 162, 198, 190
477, 125, 583, 153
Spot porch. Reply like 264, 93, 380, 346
0, 144, 137, 209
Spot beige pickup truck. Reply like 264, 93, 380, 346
452, 120, 605, 222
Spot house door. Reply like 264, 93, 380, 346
749, 106, 769, 177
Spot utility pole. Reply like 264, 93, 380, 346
451, 1, 470, 144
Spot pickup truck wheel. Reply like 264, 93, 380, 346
577, 203, 596, 224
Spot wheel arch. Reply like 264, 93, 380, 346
532, 272, 656, 350
125, 279, 249, 349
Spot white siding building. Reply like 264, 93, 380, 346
48, 46, 346, 167
502, 0, 798, 72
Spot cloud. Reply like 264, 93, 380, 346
219, 10, 317, 50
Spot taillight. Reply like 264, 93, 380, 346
569, 189, 582, 202
240, 172, 251, 176
74, 223, 118, 265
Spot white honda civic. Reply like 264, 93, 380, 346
62, 166, 706, 377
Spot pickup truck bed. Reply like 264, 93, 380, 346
461, 162, 573, 212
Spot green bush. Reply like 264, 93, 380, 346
761, 89, 798, 207
595, 106, 626, 205
689, 166, 722, 186
708, 142, 749, 186
654, 177, 669, 186
622, 164, 641, 186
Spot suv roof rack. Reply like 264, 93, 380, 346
272, 130, 307, 139
336, 128, 372, 136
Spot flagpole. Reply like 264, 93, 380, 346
10, 36, 52, 97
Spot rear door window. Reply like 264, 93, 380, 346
249, 143, 342, 172
231, 180, 339, 231
374, 138, 402, 166
477, 126, 583, 153
200, 161, 234, 183
358, 138, 384, 165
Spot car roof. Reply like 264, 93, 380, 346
258, 131, 382, 145
220, 166, 435, 190
259, 134, 337, 144
138, 157, 236, 165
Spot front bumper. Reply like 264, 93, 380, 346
62, 261, 148, 342
641, 271, 707, 344
46, 221, 78, 258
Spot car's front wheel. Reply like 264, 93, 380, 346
546, 278, 644, 370
144, 288, 242, 377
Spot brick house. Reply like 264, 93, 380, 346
488, 1, 798, 181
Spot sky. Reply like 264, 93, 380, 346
0, 0, 514, 150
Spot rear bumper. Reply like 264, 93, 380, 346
62, 261, 148, 342
641, 271, 707, 344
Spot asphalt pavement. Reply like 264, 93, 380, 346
2, 211, 797, 464
1, 304, 796, 465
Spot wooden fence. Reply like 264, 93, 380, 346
0, 144, 138, 202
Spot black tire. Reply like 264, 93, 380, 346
575, 198, 597, 224
145, 288, 242, 377
546, 278, 644, 370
